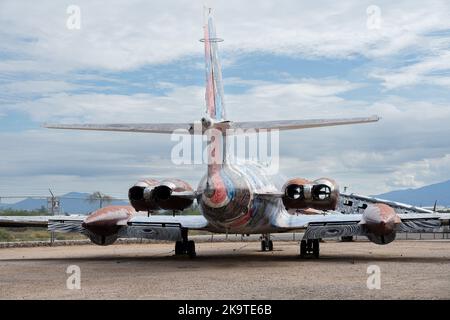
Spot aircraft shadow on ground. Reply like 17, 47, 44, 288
1, 250, 448, 264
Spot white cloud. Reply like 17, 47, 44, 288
2, 77, 450, 195
1, 1, 450, 197
7, 87, 204, 123
0, 80, 77, 96
371, 51, 450, 89
4, 78, 362, 123
1, 0, 449, 72
387, 154, 450, 189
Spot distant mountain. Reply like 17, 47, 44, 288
373, 180, 450, 207
0, 192, 129, 215
2, 180, 449, 214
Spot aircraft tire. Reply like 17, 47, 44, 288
300, 240, 307, 258
175, 241, 183, 255
313, 239, 320, 258
187, 240, 196, 258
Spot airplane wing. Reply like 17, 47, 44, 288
127, 215, 209, 230
338, 193, 433, 214
272, 212, 449, 240
0, 213, 209, 243
117, 215, 210, 241
0, 215, 85, 228
230, 115, 380, 132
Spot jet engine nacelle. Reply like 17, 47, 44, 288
362, 203, 400, 245
366, 232, 396, 245
282, 178, 339, 210
82, 205, 135, 246
86, 232, 118, 246
128, 178, 194, 212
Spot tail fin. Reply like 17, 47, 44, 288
203, 8, 226, 121
44, 8, 380, 138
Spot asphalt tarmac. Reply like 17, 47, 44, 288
0, 240, 449, 299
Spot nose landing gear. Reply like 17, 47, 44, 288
260, 234, 273, 252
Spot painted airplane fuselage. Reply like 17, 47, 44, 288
198, 162, 285, 234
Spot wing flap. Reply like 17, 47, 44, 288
123, 224, 182, 241
303, 222, 364, 240
0, 215, 85, 229
128, 215, 209, 230
48, 219, 85, 233
273, 211, 448, 239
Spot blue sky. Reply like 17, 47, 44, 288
1, 0, 450, 199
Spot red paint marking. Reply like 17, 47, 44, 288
230, 209, 252, 228
210, 173, 227, 204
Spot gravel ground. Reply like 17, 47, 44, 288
0, 240, 449, 299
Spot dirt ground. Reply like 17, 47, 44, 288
0, 240, 449, 299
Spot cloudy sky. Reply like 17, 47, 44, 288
1, 0, 450, 200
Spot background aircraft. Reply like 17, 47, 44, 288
1, 9, 448, 258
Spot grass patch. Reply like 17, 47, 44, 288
0, 208, 48, 216
0, 227, 86, 242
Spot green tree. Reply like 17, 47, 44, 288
86, 192, 114, 209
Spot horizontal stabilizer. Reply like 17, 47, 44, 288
44, 116, 379, 135
230, 115, 380, 132
44, 123, 194, 134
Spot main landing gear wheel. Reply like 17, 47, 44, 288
175, 241, 183, 255
261, 240, 266, 252
174, 229, 196, 258
260, 234, 273, 252
300, 239, 320, 258
187, 240, 196, 258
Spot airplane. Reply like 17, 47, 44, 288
1, 8, 448, 258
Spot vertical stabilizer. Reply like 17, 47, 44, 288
203, 8, 226, 121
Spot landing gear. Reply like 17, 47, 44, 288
260, 234, 273, 252
174, 228, 196, 258
175, 241, 183, 255
300, 239, 320, 258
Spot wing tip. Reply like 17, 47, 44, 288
42, 123, 71, 130
370, 115, 381, 122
